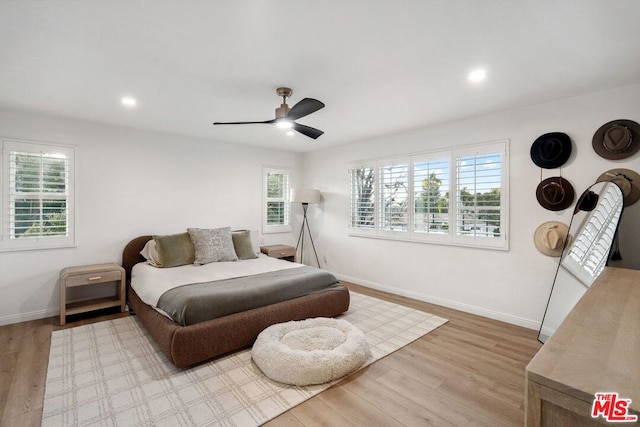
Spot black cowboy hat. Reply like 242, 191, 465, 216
530, 132, 572, 169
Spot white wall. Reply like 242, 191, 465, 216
302, 83, 640, 329
3, 83, 640, 328
0, 109, 302, 325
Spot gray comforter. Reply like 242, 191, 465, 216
157, 266, 345, 326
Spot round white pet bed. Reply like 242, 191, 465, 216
251, 317, 371, 386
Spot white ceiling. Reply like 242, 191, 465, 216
1, 1, 640, 153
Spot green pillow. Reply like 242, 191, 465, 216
153, 232, 195, 268
232, 230, 258, 260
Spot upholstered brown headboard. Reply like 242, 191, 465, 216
121, 235, 152, 287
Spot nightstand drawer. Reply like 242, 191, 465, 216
261, 245, 296, 258
64, 269, 123, 287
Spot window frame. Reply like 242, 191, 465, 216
348, 140, 509, 250
1, 138, 77, 252
262, 166, 292, 234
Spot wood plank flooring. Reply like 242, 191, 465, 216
0, 282, 542, 426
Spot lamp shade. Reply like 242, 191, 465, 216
291, 188, 321, 204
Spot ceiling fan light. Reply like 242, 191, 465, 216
121, 96, 137, 107
276, 119, 293, 129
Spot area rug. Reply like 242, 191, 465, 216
42, 292, 447, 426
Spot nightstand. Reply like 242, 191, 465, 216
59, 263, 126, 325
260, 244, 296, 262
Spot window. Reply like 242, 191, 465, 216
378, 158, 409, 234
349, 140, 508, 250
413, 154, 450, 238
349, 165, 375, 231
1, 138, 76, 251
263, 167, 291, 233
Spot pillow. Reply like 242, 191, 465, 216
153, 232, 195, 268
188, 227, 238, 265
232, 230, 258, 260
140, 239, 160, 266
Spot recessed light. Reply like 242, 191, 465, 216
467, 68, 487, 84
121, 96, 137, 108
286, 131, 294, 136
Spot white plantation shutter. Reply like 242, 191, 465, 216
413, 155, 450, 237
263, 167, 291, 233
349, 165, 376, 231
453, 143, 506, 248
1, 139, 76, 251
348, 140, 508, 250
378, 159, 409, 233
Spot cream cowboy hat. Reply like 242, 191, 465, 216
534, 221, 570, 257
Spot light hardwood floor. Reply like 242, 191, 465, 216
0, 282, 542, 426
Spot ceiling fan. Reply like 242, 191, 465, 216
213, 87, 325, 139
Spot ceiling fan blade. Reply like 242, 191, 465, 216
287, 98, 325, 120
293, 123, 324, 139
213, 119, 275, 125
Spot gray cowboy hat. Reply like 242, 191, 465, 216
592, 119, 640, 160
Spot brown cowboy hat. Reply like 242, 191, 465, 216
530, 132, 572, 169
536, 177, 575, 211
534, 221, 570, 257
596, 168, 640, 206
592, 119, 640, 160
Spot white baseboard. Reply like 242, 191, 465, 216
2, 276, 541, 331
0, 307, 58, 326
336, 273, 541, 331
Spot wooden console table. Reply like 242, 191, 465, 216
525, 267, 640, 426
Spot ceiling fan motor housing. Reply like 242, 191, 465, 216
275, 87, 292, 118
275, 104, 290, 118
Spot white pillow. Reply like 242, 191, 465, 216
140, 239, 160, 266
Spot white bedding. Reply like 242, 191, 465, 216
131, 254, 303, 308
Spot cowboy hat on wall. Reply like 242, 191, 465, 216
534, 221, 570, 257
592, 119, 640, 160
530, 132, 572, 169
596, 168, 640, 207
536, 176, 575, 211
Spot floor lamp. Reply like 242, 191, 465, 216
291, 188, 321, 267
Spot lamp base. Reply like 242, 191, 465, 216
296, 203, 321, 268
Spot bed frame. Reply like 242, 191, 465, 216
122, 235, 350, 368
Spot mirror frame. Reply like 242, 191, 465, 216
537, 181, 624, 343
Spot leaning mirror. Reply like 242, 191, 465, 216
538, 181, 624, 343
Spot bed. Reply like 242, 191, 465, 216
122, 232, 350, 368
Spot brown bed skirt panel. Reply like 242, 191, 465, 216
128, 285, 350, 368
